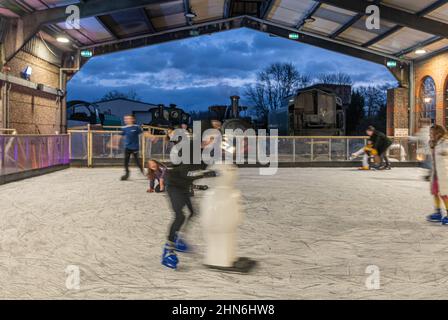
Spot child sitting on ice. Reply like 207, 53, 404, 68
350, 140, 379, 170
147, 159, 167, 193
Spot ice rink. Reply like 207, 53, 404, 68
0, 167, 447, 299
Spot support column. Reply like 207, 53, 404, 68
387, 87, 409, 137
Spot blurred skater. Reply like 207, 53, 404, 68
366, 126, 392, 170
147, 159, 167, 193
120, 115, 144, 181
426, 125, 448, 225
351, 140, 378, 170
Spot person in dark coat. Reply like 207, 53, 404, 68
161, 123, 215, 269
366, 125, 392, 170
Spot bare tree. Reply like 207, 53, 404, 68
245, 62, 311, 120
358, 85, 386, 118
100, 89, 140, 102
316, 72, 353, 86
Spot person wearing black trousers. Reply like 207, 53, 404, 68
366, 126, 393, 170
162, 122, 216, 269
120, 115, 144, 180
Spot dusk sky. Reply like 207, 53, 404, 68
68, 28, 397, 111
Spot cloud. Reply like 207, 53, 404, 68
68, 28, 397, 110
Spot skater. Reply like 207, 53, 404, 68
351, 140, 378, 170
120, 115, 144, 181
366, 126, 392, 170
161, 122, 215, 269
426, 125, 448, 224
147, 159, 167, 193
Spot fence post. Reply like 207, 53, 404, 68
142, 134, 146, 170
109, 133, 114, 159
346, 138, 350, 160
68, 131, 72, 161
87, 124, 93, 167
292, 137, 296, 163
328, 138, 332, 161
311, 138, 314, 161
162, 138, 166, 161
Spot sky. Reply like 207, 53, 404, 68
68, 28, 397, 111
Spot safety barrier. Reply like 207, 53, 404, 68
0, 134, 70, 176
68, 127, 420, 167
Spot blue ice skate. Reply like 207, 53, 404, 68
162, 245, 178, 269
427, 211, 443, 223
441, 216, 448, 225
174, 235, 191, 253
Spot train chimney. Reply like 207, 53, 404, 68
230, 96, 240, 118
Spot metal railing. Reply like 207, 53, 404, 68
0, 128, 17, 135
68, 128, 419, 167
0, 134, 70, 176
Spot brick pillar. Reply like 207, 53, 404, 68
387, 88, 409, 136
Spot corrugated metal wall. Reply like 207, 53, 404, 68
22, 36, 63, 66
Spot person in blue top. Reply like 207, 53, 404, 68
120, 115, 144, 180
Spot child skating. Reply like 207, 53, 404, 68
426, 125, 448, 225
351, 140, 378, 170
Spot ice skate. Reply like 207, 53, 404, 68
427, 211, 443, 222
193, 184, 209, 191
162, 244, 179, 269
358, 166, 370, 171
174, 234, 191, 253
204, 257, 257, 274
441, 217, 448, 225
120, 173, 129, 181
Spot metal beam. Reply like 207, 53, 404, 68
25, 0, 167, 26
417, 0, 448, 17
141, 8, 156, 33
81, 15, 409, 66
395, 36, 443, 57
96, 16, 120, 39
362, 25, 402, 48
183, 0, 193, 26
330, 13, 363, 39
296, 3, 321, 29
261, 0, 276, 19
361, 0, 448, 48
315, 0, 448, 38
81, 16, 246, 56
223, 0, 232, 18
246, 17, 401, 66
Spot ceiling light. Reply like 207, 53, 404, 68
185, 11, 197, 19
415, 49, 427, 55
56, 36, 70, 43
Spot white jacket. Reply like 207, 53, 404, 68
432, 137, 448, 196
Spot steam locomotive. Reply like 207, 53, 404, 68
143, 104, 192, 128
268, 85, 348, 136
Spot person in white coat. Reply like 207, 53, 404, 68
426, 125, 448, 225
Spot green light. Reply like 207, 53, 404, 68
80, 50, 93, 58
387, 60, 397, 68
288, 33, 299, 40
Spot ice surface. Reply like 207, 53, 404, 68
0, 167, 446, 299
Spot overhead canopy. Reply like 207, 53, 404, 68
2, 0, 448, 64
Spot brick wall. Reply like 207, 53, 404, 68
414, 51, 448, 129
3, 50, 62, 134
387, 88, 409, 136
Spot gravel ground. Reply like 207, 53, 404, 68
0, 167, 446, 299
